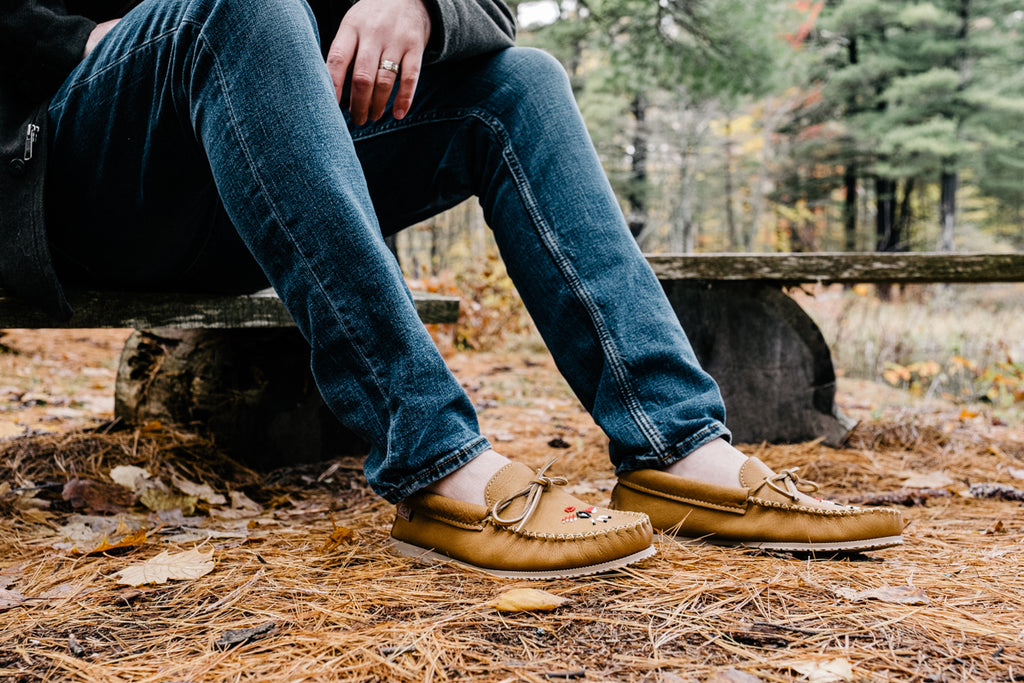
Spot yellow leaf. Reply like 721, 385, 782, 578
882, 370, 901, 386
488, 588, 571, 612
321, 526, 354, 552
113, 549, 214, 586
139, 488, 198, 515
959, 408, 979, 420
74, 528, 148, 556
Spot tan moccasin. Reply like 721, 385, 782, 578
609, 457, 903, 552
391, 461, 655, 578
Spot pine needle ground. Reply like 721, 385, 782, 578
2, 349, 1023, 682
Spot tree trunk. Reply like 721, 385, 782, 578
724, 118, 738, 250
626, 92, 649, 240
843, 163, 857, 251
116, 329, 367, 469
939, 168, 958, 252
875, 176, 898, 251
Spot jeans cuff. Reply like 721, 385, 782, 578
614, 422, 732, 475
378, 435, 493, 504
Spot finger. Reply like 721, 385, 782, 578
326, 27, 357, 103
348, 40, 387, 125
368, 59, 400, 122
391, 51, 422, 120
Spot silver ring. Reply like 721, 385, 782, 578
380, 59, 400, 74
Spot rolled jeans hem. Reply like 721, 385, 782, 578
614, 422, 732, 475
377, 435, 493, 504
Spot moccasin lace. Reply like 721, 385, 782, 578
490, 459, 568, 532
763, 468, 819, 502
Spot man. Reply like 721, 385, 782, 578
1, 0, 902, 579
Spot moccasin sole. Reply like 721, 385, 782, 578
390, 538, 657, 579
665, 532, 903, 552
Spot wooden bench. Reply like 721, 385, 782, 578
0, 288, 459, 467
3, 252, 1018, 458
647, 252, 1024, 446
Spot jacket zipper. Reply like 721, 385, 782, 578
24, 123, 39, 162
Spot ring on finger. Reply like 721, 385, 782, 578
380, 59, 400, 74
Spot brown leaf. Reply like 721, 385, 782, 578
706, 669, 763, 683
62, 478, 137, 513
73, 528, 148, 556
321, 525, 354, 553
0, 588, 27, 611
848, 585, 930, 605
488, 588, 571, 612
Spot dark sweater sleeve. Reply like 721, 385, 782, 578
0, 0, 95, 99
421, 0, 515, 64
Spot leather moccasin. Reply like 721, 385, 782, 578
609, 457, 903, 552
391, 461, 655, 579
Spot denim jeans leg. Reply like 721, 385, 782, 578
353, 48, 731, 473
45, 0, 490, 502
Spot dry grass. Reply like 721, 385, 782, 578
2, 348, 1024, 682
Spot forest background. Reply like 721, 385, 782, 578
396, 0, 1024, 420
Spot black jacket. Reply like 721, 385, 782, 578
0, 0, 515, 320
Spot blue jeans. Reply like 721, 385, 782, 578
46, 0, 730, 502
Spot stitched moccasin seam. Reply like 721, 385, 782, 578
618, 480, 746, 513
748, 497, 894, 517
493, 521, 648, 541
416, 509, 486, 530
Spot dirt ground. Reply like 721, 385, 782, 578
1, 329, 1023, 682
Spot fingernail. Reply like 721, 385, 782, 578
394, 108, 406, 119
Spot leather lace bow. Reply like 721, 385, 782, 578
763, 467, 820, 501
490, 459, 568, 532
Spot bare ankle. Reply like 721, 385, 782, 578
423, 449, 510, 506
662, 438, 748, 488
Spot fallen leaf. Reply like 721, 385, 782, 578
109, 465, 151, 491
322, 525, 354, 552
140, 488, 198, 515
1007, 467, 1024, 481
488, 588, 571, 612
213, 621, 276, 650
984, 520, 1005, 535
62, 478, 137, 513
37, 583, 98, 602
229, 490, 263, 514
848, 585, 929, 605
0, 588, 27, 611
67, 633, 86, 657
901, 472, 955, 489
113, 549, 215, 586
0, 420, 24, 439
73, 528, 148, 556
706, 669, 763, 683
172, 476, 227, 505
789, 657, 853, 682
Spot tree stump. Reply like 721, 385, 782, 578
115, 328, 367, 469
661, 282, 855, 446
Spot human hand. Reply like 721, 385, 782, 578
84, 19, 120, 58
326, 0, 432, 124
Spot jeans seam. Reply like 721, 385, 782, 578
195, 30, 390, 436
364, 107, 673, 457
494, 128, 671, 457
49, 29, 181, 111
